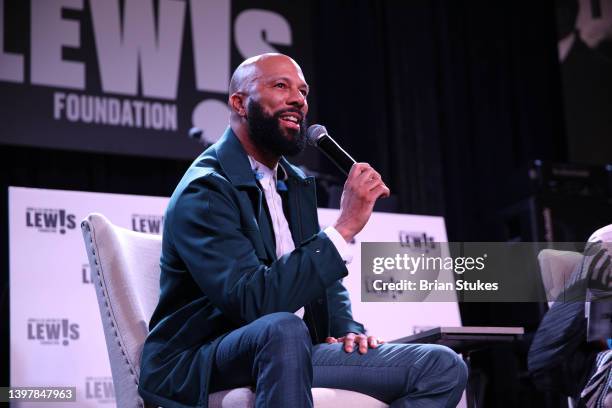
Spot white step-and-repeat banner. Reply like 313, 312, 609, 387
9, 186, 461, 407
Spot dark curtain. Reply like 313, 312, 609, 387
311, 0, 566, 241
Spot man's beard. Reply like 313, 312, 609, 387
246, 100, 307, 157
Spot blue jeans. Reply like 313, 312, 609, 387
210, 312, 468, 407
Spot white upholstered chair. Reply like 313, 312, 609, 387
535, 224, 612, 408
537, 224, 612, 306
81, 213, 388, 408
537, 249, 583, 306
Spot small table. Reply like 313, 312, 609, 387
393, 326, 524, 354
393, 326, 524, 408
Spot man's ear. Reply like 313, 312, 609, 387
229, 93, 247, 117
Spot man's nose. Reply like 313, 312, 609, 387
286, 87, 306, 108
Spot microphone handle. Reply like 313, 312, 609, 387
316, 134, 356, 176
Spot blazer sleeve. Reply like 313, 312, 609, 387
168, 174, 348, 325
326, 279, 366, 337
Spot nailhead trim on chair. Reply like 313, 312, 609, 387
81, 221, 144, 408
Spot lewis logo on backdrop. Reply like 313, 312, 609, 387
82, 263, 92, 284
131, 214, 164, 234
398, 231, 436, 250
0, 0, 303, 158
27, 318, 80, 346
85, 377, 115, 404
25, 207, 76, 234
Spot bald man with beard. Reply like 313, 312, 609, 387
139, 54, 467, 408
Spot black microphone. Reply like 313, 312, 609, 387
188, 127, 204, 141
306, 124, 356, 176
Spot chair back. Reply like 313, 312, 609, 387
81, 213, 162, 408
537, 249, 583, 304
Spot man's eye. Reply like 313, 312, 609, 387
275, 83, 287, 89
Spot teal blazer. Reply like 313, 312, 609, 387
138, 128, 365, 408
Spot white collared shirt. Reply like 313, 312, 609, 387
249, 156, 296, 259
248, 157, 352, 318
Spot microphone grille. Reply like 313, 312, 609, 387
188, 127, 203, 140
306, 124, 328, 146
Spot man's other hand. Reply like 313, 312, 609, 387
334, 163, 390, 243
325, 333, 386, 354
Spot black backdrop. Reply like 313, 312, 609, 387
312, 0, 565, 236
2, 1, 570, 406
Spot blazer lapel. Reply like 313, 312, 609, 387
280, 158, 318, 244
215, 127, 277, 263
254, 184, 278, 262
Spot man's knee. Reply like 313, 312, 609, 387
256, 312, 311, 348
420, 344, 468, 389
252, 312, 312, 374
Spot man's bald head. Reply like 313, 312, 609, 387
228, 53, 305, 96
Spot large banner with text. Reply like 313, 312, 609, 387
1, 0, 314, 159
9, 186, 460, 407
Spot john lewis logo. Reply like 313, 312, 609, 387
1, 1, 295, 150
26, 208, 76, 234
27, 318, 80, 346
399, 231, 436, 250
131, 214, 164, 234
82, 263, 92, 284
85, 377, 115, 404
